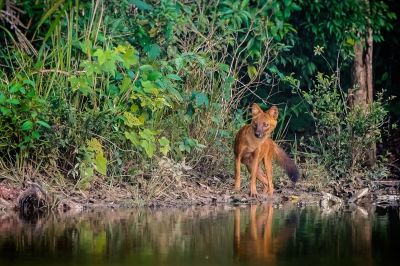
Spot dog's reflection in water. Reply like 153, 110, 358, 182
233, 204, 297, 264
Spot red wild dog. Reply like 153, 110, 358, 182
234, 103, 299, 196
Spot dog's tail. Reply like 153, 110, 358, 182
273, 142, 299, 183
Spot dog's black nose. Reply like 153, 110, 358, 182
255, 132, 263, 138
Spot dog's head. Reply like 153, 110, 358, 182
251, 104, 279, 139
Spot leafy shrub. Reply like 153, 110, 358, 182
0, 78, 51, 156
300, 73, 388, 178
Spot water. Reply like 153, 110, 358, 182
0, 204, 399, 266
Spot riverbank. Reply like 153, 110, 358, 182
0, 165, 399, 216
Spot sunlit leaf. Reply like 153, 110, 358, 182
125, 131, 140, 146
247, 65, 258, 79
139, 128, 157, 142
94, 153, 107, 175
87, 138, 103, 154
159, 137, 170, 155
124, 112, 144, 127
121, 46, 139, 68
140, 139, 155, 157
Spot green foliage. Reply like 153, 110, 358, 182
68, 41, 184, 162
0, 77, 50, 153
300, 73, 388, 178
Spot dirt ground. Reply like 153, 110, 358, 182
0, 168, 399, 216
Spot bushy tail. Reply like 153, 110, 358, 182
273, 143, 299, 183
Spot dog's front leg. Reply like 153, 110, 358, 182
234, 151, 243, 192
249, 149, 261, 197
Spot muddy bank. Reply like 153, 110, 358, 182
0, 170, 399, 216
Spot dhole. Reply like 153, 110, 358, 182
234, 103, 299, 196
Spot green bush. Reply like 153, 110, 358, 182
0, 77, 50, 156
300, 73, 388, 178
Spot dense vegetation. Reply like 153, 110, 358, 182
0, 0, 397, 193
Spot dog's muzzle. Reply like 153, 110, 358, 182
254, 131, 263, 138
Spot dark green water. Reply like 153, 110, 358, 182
0, 204, 399, 266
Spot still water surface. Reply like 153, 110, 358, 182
0, 204, 399, 266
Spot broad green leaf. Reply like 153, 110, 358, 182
120, 77, 132, 92
345, 37, 355, 46
144, 43, 161, 60
141, 80, 158, 94
218, 63, 230, 72
95, 153, 107, 175
0, 107, 10, 115
159, 136, 169, 146
154, 97, 172, 108
139, 64, 154, 72
10, 84, 22, 93
291, 3, 301, 11
223, 76, 234, 100
129, 0, 153, 11
166, 74, 182, 81
69, 76, 91, 95
23, 79, 35, 88
87, 138, 103, 154
241, 0, 249, 9
79, 40, 92, 55
140, 139, 155, 158
147, 70, 162, 81
159, 137, 170, 156
37, 120, 51, 129
93, 49, 105, 64
125, 131, 140, 146
194, 92, 209, 107
21, 120, 33, 131
6, 98, 20, 105
247, 65, 258, 79
141, 80, 155, 89
79, 164, 94, 189
121, 46, 139, 68
175, 57, 185, 70
32, 131, 41, 139
139, 128, 157, 142
166, 86, 183, 101
93, 49, 120, 75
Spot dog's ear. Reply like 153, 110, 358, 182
251, 103, 263, 117
267, 105, 279, 120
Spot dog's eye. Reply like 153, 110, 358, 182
263, 122, 268, 127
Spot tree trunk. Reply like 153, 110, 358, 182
351, 26, 376, 166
